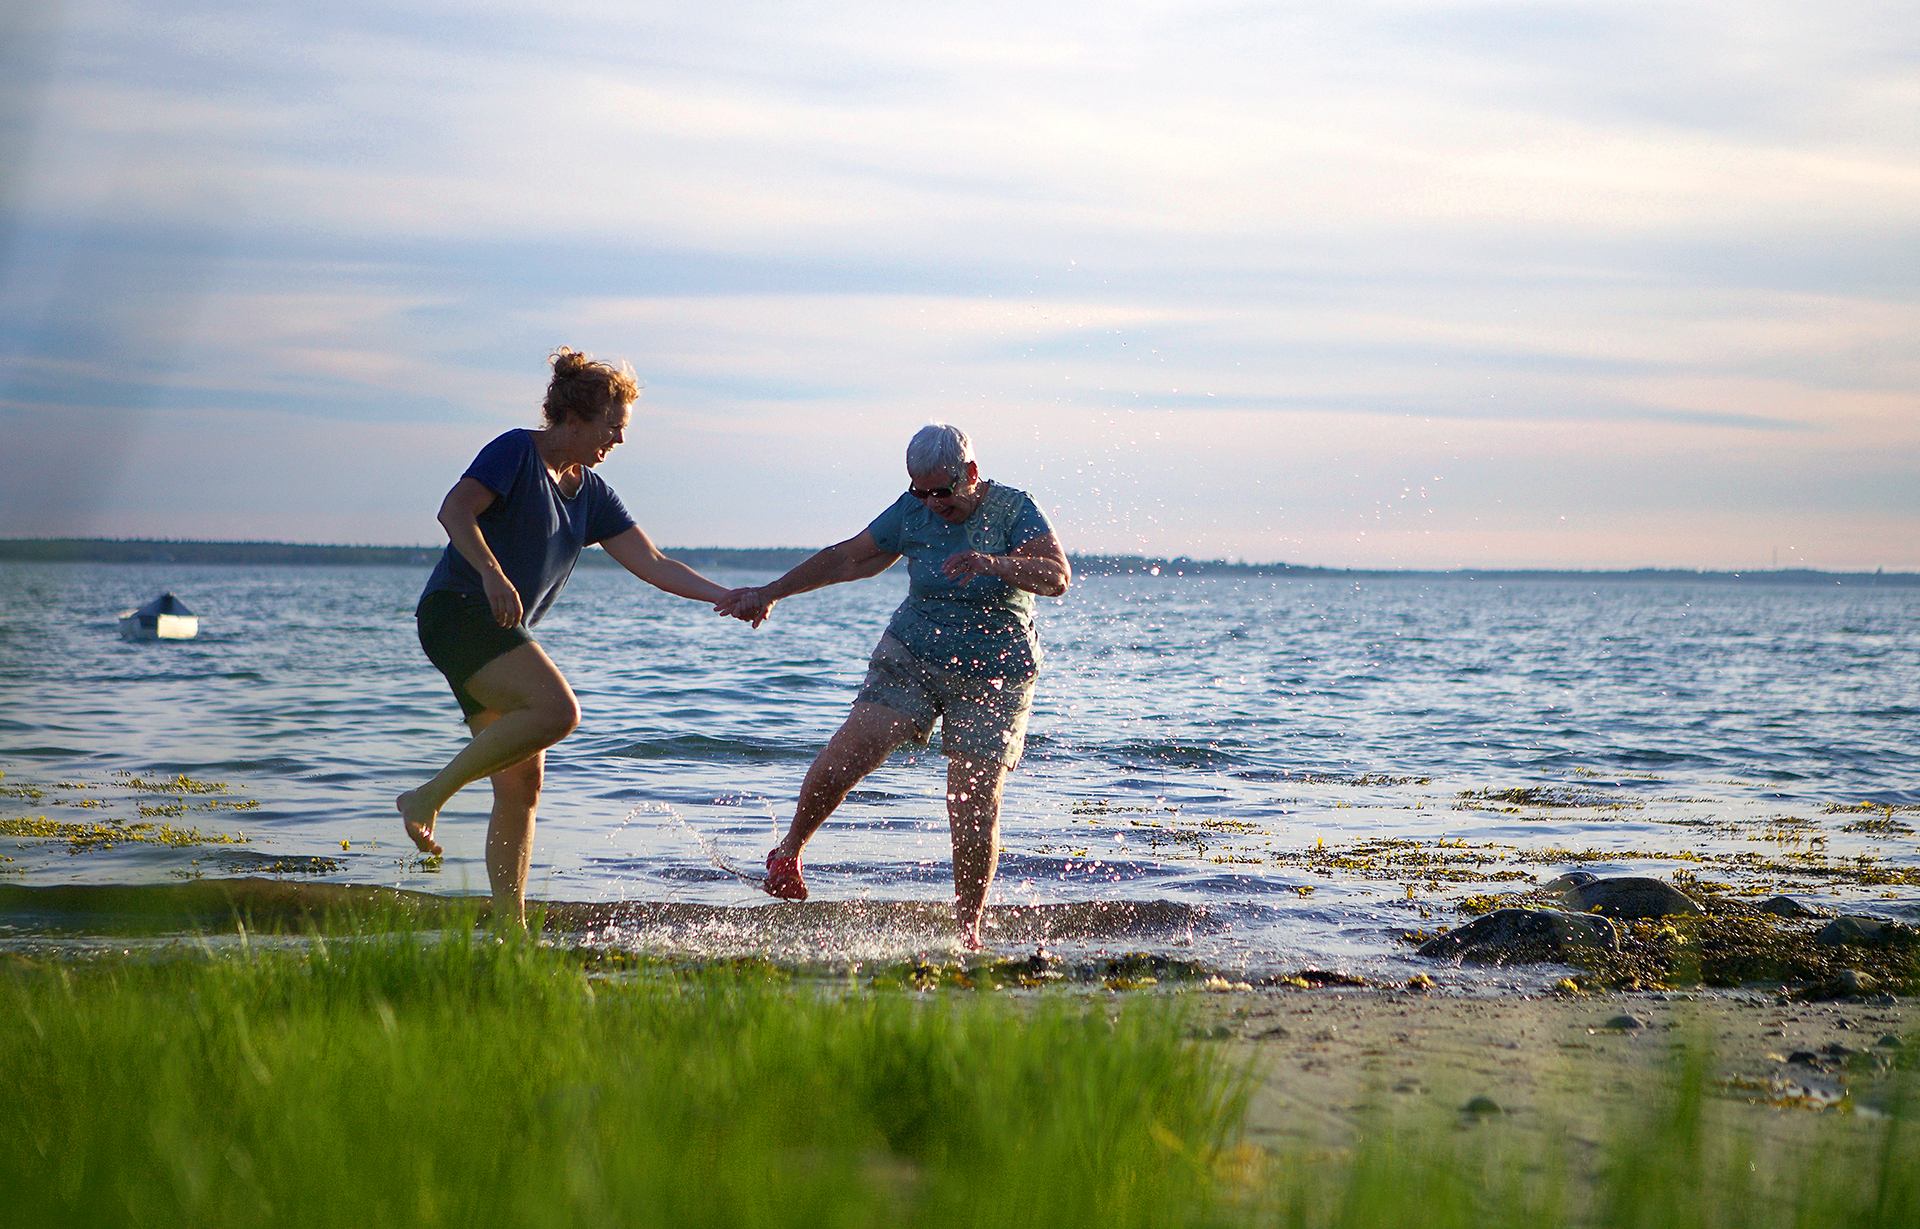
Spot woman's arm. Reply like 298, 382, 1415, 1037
940, 532, 1071, 597
600, 525, 735, 606
760, 531, 900, 601
438, 477, 523, 627
716, 530, 901, 623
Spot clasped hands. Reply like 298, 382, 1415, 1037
713, 587, 773, 627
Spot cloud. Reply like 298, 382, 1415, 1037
1, 0, 1915, 567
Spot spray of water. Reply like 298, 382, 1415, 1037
622, 800, 774, 889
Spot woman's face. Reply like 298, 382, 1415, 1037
578, 402, 630, 467
908, 464, 981, 524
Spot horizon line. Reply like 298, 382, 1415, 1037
1, 537, 1913, 582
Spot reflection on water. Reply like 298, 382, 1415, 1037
1, 561, 1917, 977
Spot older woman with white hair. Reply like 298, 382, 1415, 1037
720, 424, 1070, 949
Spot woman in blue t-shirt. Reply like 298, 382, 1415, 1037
719, 424, 1071, 949
400, 347, 755, 929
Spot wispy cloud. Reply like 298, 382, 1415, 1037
1, 0, 1915, 567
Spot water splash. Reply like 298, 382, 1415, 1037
624, 800, 773, 890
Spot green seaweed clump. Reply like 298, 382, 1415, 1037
1563, 904, 1920, 994
0, 814, 250, 854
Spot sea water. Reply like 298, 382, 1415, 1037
2, 561, 1916, 979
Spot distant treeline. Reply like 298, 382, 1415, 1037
2, 538, 1916, 586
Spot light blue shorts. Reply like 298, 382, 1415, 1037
855, 635, 1036, 768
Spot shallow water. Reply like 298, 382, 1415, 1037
2, 561, 1916, 980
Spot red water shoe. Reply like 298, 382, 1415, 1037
764, 849, 807, 901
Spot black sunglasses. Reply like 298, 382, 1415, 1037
908, 484, 956, 501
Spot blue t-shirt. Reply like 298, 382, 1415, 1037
420, 429, 636, 626
866, 482, 1055, 678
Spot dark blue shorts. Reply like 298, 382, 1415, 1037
416, 591, 533, 720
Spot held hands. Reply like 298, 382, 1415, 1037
714, 587, 773, 628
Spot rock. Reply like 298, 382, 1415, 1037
1542, 871, 1599, 893
1462, 1096, 1501, 1116
1602, 1014, 1648, 1030
1404, 973, 1436, 992
1758, 895, 1820, 918
1787, 1050, 1820, 1066
1291, 968, 1369, 987
1558, 877, 1703, 920
1792, 969, 1879, 1001
1816, 915, 1916, 946
1416, 908, 1620, 965
1876, 1034, 1904, 1049
1822, 1043, 1861, 1059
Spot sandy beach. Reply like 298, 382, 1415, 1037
1183, 986, 1915, 1169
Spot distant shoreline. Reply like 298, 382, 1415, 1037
1, 537, 1915, 585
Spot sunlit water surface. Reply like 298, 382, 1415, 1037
2, 562, 1916, 982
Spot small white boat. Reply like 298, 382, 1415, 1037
119, 592, 198, 641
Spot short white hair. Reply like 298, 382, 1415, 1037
906, 423, 974, 482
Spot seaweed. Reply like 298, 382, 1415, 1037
1541, 910, 1920, 993
0, 815, 250, 854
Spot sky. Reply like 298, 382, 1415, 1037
2, 0, 1916, 570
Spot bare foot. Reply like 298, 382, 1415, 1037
396, 789, 443, 856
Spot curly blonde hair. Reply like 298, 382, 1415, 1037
542, 347, 640, 425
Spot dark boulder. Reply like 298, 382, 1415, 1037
1791, 968, 1880, 1001
1758, 895, 1820, 919
1816, 915, 1917, 947
1416, 908, 1620, 965
1559, 877, 1703, 920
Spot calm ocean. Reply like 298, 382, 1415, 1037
2, 561, 1916, 979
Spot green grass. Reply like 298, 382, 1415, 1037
0, 929, 1244, 1228
2, 927, 1915, 1228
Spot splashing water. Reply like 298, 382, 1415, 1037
631, 800, 774, 890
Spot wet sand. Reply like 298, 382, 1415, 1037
1185, 986, 1916, 1165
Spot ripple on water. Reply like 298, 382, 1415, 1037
3, 564, 1918, 970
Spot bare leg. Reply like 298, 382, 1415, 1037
483, 746, 542, 931
947, 754, 1007, 950
397, 642, 579, 855
772, 702, 920, 859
